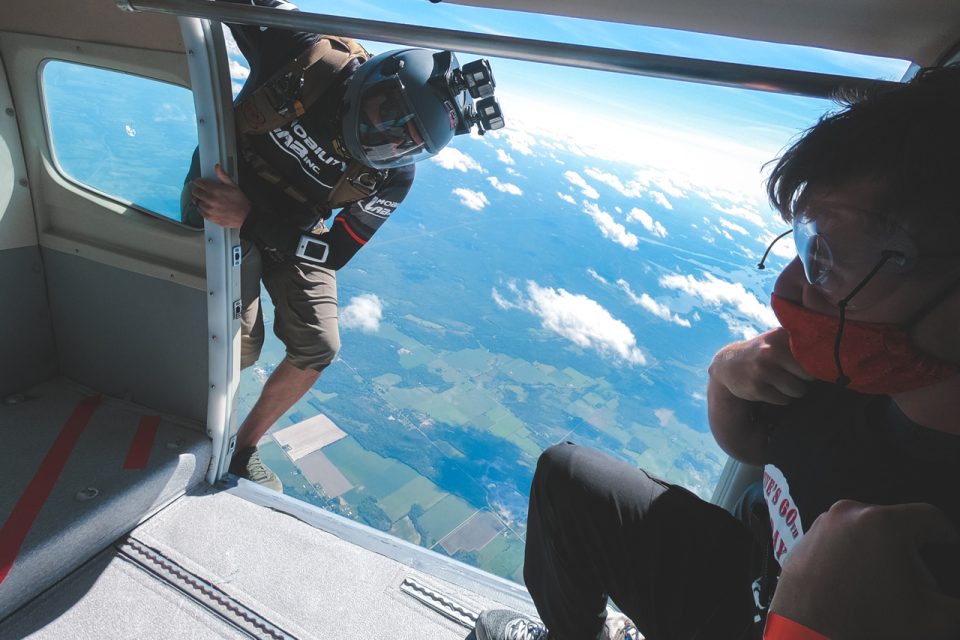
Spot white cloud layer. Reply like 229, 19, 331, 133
229, 59, 250, 82
557, 192, 576, 205
650, 191, 674, 210
496, 148, 516, 166
492, 281, 647, 365
432, 147, 484, 172
759, 230, 798, 260
340, 293, 383, 333
582, 202, 638, 249
563, 171, 600, 199
719, 218, 750, 236
617, 279, 691, 327
585, 167, 644, 199
488, 176, 523, 196
659, 272, 777, 338
627, 207, 668, 238
587, 268, 608, 284
501, 129, 536, 156
711, 202, 767, 229
453, 188, 490, 211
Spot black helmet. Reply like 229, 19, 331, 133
340, 48, 504, 169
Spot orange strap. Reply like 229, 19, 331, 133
765, 613, 831, 640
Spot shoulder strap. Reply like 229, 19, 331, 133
236, 35, 370, 135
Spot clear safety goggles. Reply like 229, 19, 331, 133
791, 208, 915, 293
356, 78, 433, 167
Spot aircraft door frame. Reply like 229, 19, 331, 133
179, 17, 243, 483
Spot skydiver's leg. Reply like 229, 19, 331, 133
239, 240, 265, 371
213, 0, 320, 98
522, 443, 756, 640
233, 255, 338, 452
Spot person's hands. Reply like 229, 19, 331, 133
191, 164, 251, 228
708, 327, 814, 406
770, 500, 960, 640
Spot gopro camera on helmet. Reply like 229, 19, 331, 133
456, 59, 496, 99
464, 96, 505, 135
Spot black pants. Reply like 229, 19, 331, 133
523, 443, 757, 640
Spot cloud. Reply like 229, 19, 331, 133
453, 188, 489, 211
557, 192, 576, 205
496, 148, 515, 166
587, 268, 608, 284
616, 279, 691, 327
563, 171, 600, 199
650, 191, 674, 210
627, 207, 668, 238
659, 272, 777, 338
340, 293, 383, 333
759, 230, 798, 260
487, 176, 523, 196
502, 129, 536, 156
432, 147, 484, 172
584, 167, 645, 198
711, 202, 767, 228
222, 27, 243, 57
582, 202, 638, 249
719, 218, 750, 236
712, 225, 735, 241
492, 281, 647, 365
229, 59, 250, 82
631, 169, 689, 200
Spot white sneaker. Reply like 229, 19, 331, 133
475, 610, 549, 640
603, 609, 642, 640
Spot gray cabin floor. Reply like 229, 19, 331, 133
0, 379, 537, 639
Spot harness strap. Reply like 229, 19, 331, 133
236, 35, 370, 135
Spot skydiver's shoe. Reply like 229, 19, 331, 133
602, 609, 642, 640
474, 608, 641, 640
474, 610, 548, 640
229, 446, 283, 492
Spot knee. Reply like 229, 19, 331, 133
316, 331, 340, 367
286, 331, 340, 371
532, 443, 579, 492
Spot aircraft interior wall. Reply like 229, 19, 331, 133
0, 50, 59, 397
0, 32, 209, 424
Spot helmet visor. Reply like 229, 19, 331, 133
356, 78, 434, 168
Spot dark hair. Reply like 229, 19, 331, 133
767, 64, 960, 237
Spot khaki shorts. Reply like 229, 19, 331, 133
240, 241, 340, 371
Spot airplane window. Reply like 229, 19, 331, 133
41, 60, 199, 225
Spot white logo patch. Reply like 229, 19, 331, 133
269, 121, 348, 188
358, 197, 400, 219
763, 464, 806, 566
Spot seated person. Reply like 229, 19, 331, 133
475, 63, 960, 640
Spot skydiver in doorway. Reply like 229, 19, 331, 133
184, 0, 503, 489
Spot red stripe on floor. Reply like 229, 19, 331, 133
123, 415, 160, 470
0, 394, 101, 586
